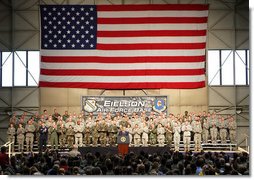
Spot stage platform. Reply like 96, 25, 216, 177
77, 146, 242, 157
78, 146, 171, 156
8, 145, 244, 157
7, 140, 238, 156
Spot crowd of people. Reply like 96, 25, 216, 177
0, 146, 249, 175
7, 109, 237, 153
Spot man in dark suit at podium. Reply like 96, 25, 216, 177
117, 126, 130, 156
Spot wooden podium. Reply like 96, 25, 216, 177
117, 131, 130, 156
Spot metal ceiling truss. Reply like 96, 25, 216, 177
0, 115, 10, 124
208, 87, 249, 116
0, 97, 10, 107
207, 0, 249, 141
13, 88, 38, 107
0, 0, 11, 8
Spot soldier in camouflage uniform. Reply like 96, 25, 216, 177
191, 116, 202, 152
126, 124, 133, 146
32, 112, 40, 122
183, 111, 189, 120
173, 121, 181, 152
66, 124, 75, 148
210, 117, 218, 144
52, 109, 61, 122
83, 122, 91, 146
165, 122, 173, 149
25, 119, 36, 152
57, 116, 65, 128
157, 123, 165, 147
16, 123, 25, 152
92, 121, 99, 146
108, 120, 118, 146
7, 123, 16, 152
57, 123, 66, 148
65, 117, 75, 127
46, 116, 54, 128
74, 120, 84, 147
33, 120, 40, 146
228, 116, 237, 143
182, 120, 192, 152
49, 123, 58, 150
45, 116, 54, 145
62, 110, 70, 122
119, 114, 130, 128
133, 124, 141, 146
218, 117, 228, 144
149, 123, 157, 145
202, 118, 210, 143
201, 111, 207, 125
64, 117, 75, 148
98, 119, 108, 147
141, 122, 149, 146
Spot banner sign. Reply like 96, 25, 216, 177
81, 96, 168, 116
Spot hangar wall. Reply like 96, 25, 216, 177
0, 0, 249, 148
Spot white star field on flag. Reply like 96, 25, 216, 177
41, 5, 97, 49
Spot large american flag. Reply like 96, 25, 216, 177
40, 4, 208, 89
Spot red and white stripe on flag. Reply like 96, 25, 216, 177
40, 4, 209, 89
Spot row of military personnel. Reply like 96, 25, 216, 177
7, 110, 237, 152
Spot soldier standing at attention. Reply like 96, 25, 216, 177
52, 109, 60, 122
98, 119, 108, 147
57, 123, 66, 148
56, 116, 65, 128
173, 121, 181, 152
141, 122, 149, 146
62, 110, 70, 122
202, 118, 210, 144
49, 123, 58, 150
157, 123, 165, 147
125, 124, 133, 146
218, 117, 228, 144
43, 109, 49, 121
192, 116, 203, 152
149, 123, 157, 145
108, 120, 118, 146
165, 122, 173, 149
210, 113, 218, 144
201, 111, 207, 125
66, 125, 75, 148
84, 121, 91, 146
228, 116, 237, 143
25, 119, 36, 152
92, 120, 99, 146
7, 123, 16, 152
16, 123, 25, 152
34, 120, 41, 146
65, 117, 75, 129
181, 120, 192, 152
183, 111, 189, 120
39, 122, 48, 152
119, 114, 130, 128
9, 112, 17, 126
45, 116, 54, 145
133, 124, 141, 147
74, 120, 84, 147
